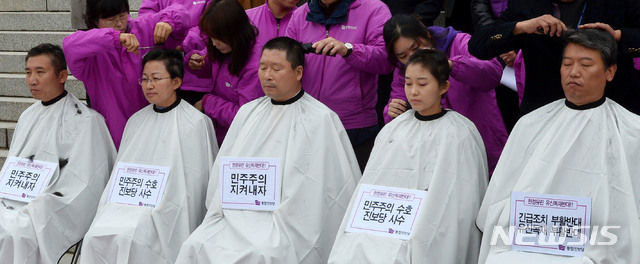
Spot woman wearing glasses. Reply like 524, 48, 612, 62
62, 0, 190, 148
80, 48, 218, 264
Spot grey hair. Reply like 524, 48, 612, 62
563, 28, 618, 68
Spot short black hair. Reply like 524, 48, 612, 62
564, 28, 618, 68
26, 43, 67, 74
84, 0, 130, 29
142, 48, 184, 79
383, 14, 435, 65
262, 37, 305, 69
405, 49, 450, 86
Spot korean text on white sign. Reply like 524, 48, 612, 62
345, 184, 427, 240
219, 157, 281, 211
0, 156, 57, 203
107, 162, 170, 208
509, 191, 592, 257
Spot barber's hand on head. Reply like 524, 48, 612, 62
189, 53, 206, 70
312, 37, 349, 57
194, 100, 204, 112
500, 51, 517, 67
119, 33, 140, 55
579, 23, 622, 41
388, 99, 408, 119
154, 22, 173, 45
514, 14, 567, 37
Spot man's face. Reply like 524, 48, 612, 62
259, 49, 303, 102
25, 55, 67, 102
561, 43, 616, 106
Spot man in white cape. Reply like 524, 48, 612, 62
176, 37, 361, 264
0, 43, 116, 263
328, 48, 489, 264
477, 29, 640, 264
80, 49, 218, 263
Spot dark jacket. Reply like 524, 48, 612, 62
382, 0, 442, 26
469, 0, 640, 115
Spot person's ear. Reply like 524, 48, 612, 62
58, 69, 68, 85
172, 77, 182, 90
605, 64, 617, 82
439, 80, 450, 95
295, 65, 303, 81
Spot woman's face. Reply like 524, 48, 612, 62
393, 36, 430, 65
141, 61, 180, 107
404, 63, 448, 116
211, 37, 232, 54
97, 11, 129, 32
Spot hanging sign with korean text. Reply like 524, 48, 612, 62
219, 157, 281, 211
107, 162, 170, 208
0, 156, 58, 203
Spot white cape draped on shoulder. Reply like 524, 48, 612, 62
328, 109, 488, 264
176, 93, 361, 264
80, 100, 218, 264
477, 99, 640, 264
0, 92, 116, 264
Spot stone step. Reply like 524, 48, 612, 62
0, 11, 141, 32
0, 0, 142, 12
0, 121, 16, 149
0, 97, 35, 122
0, 148, 8, 166
0, 51, 27, 73
0, 31, 70, 52
0, 73, 86, 100
0, 12, 73, 31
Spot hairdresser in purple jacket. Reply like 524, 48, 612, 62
286, 0, 394, 171
63, 0, 189, 148
246, 0, 298, 49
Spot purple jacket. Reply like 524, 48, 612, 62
285, 0, 394, 130
384, 32, 507, 173
63, 4, 189, 148
188, 45, 264, 145
246, 0, 297, 49
139, 0, 211, 28
139, 0, 213, 93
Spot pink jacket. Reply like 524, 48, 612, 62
139, 0, 211, 28
63, 4, 189, 148
384, 33, 507, 173
285, 0, 394, 130
187, 45, 264, 145
246, 0, 297, 49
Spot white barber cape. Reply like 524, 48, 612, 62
477, 98, 640, 264
328, 109, 488, 264
80, 99, 218, 264
175, 91, 361, 264
0, 91, 116, 264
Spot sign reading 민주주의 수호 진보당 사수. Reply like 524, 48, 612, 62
107, 162, 170, 208
0, 156, 58, 203
345, 184, 427, 240
219, 157, 282, 211
509, 191, 592, 257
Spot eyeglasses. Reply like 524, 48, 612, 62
100, 13, 129, 27
138, 77, 171, 85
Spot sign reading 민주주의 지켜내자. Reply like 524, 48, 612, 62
219, 157, 282, 211
0, 156, 58, 203
509, 191, 592, 257
107, 162, 170, 208
345, 184, 427, 240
